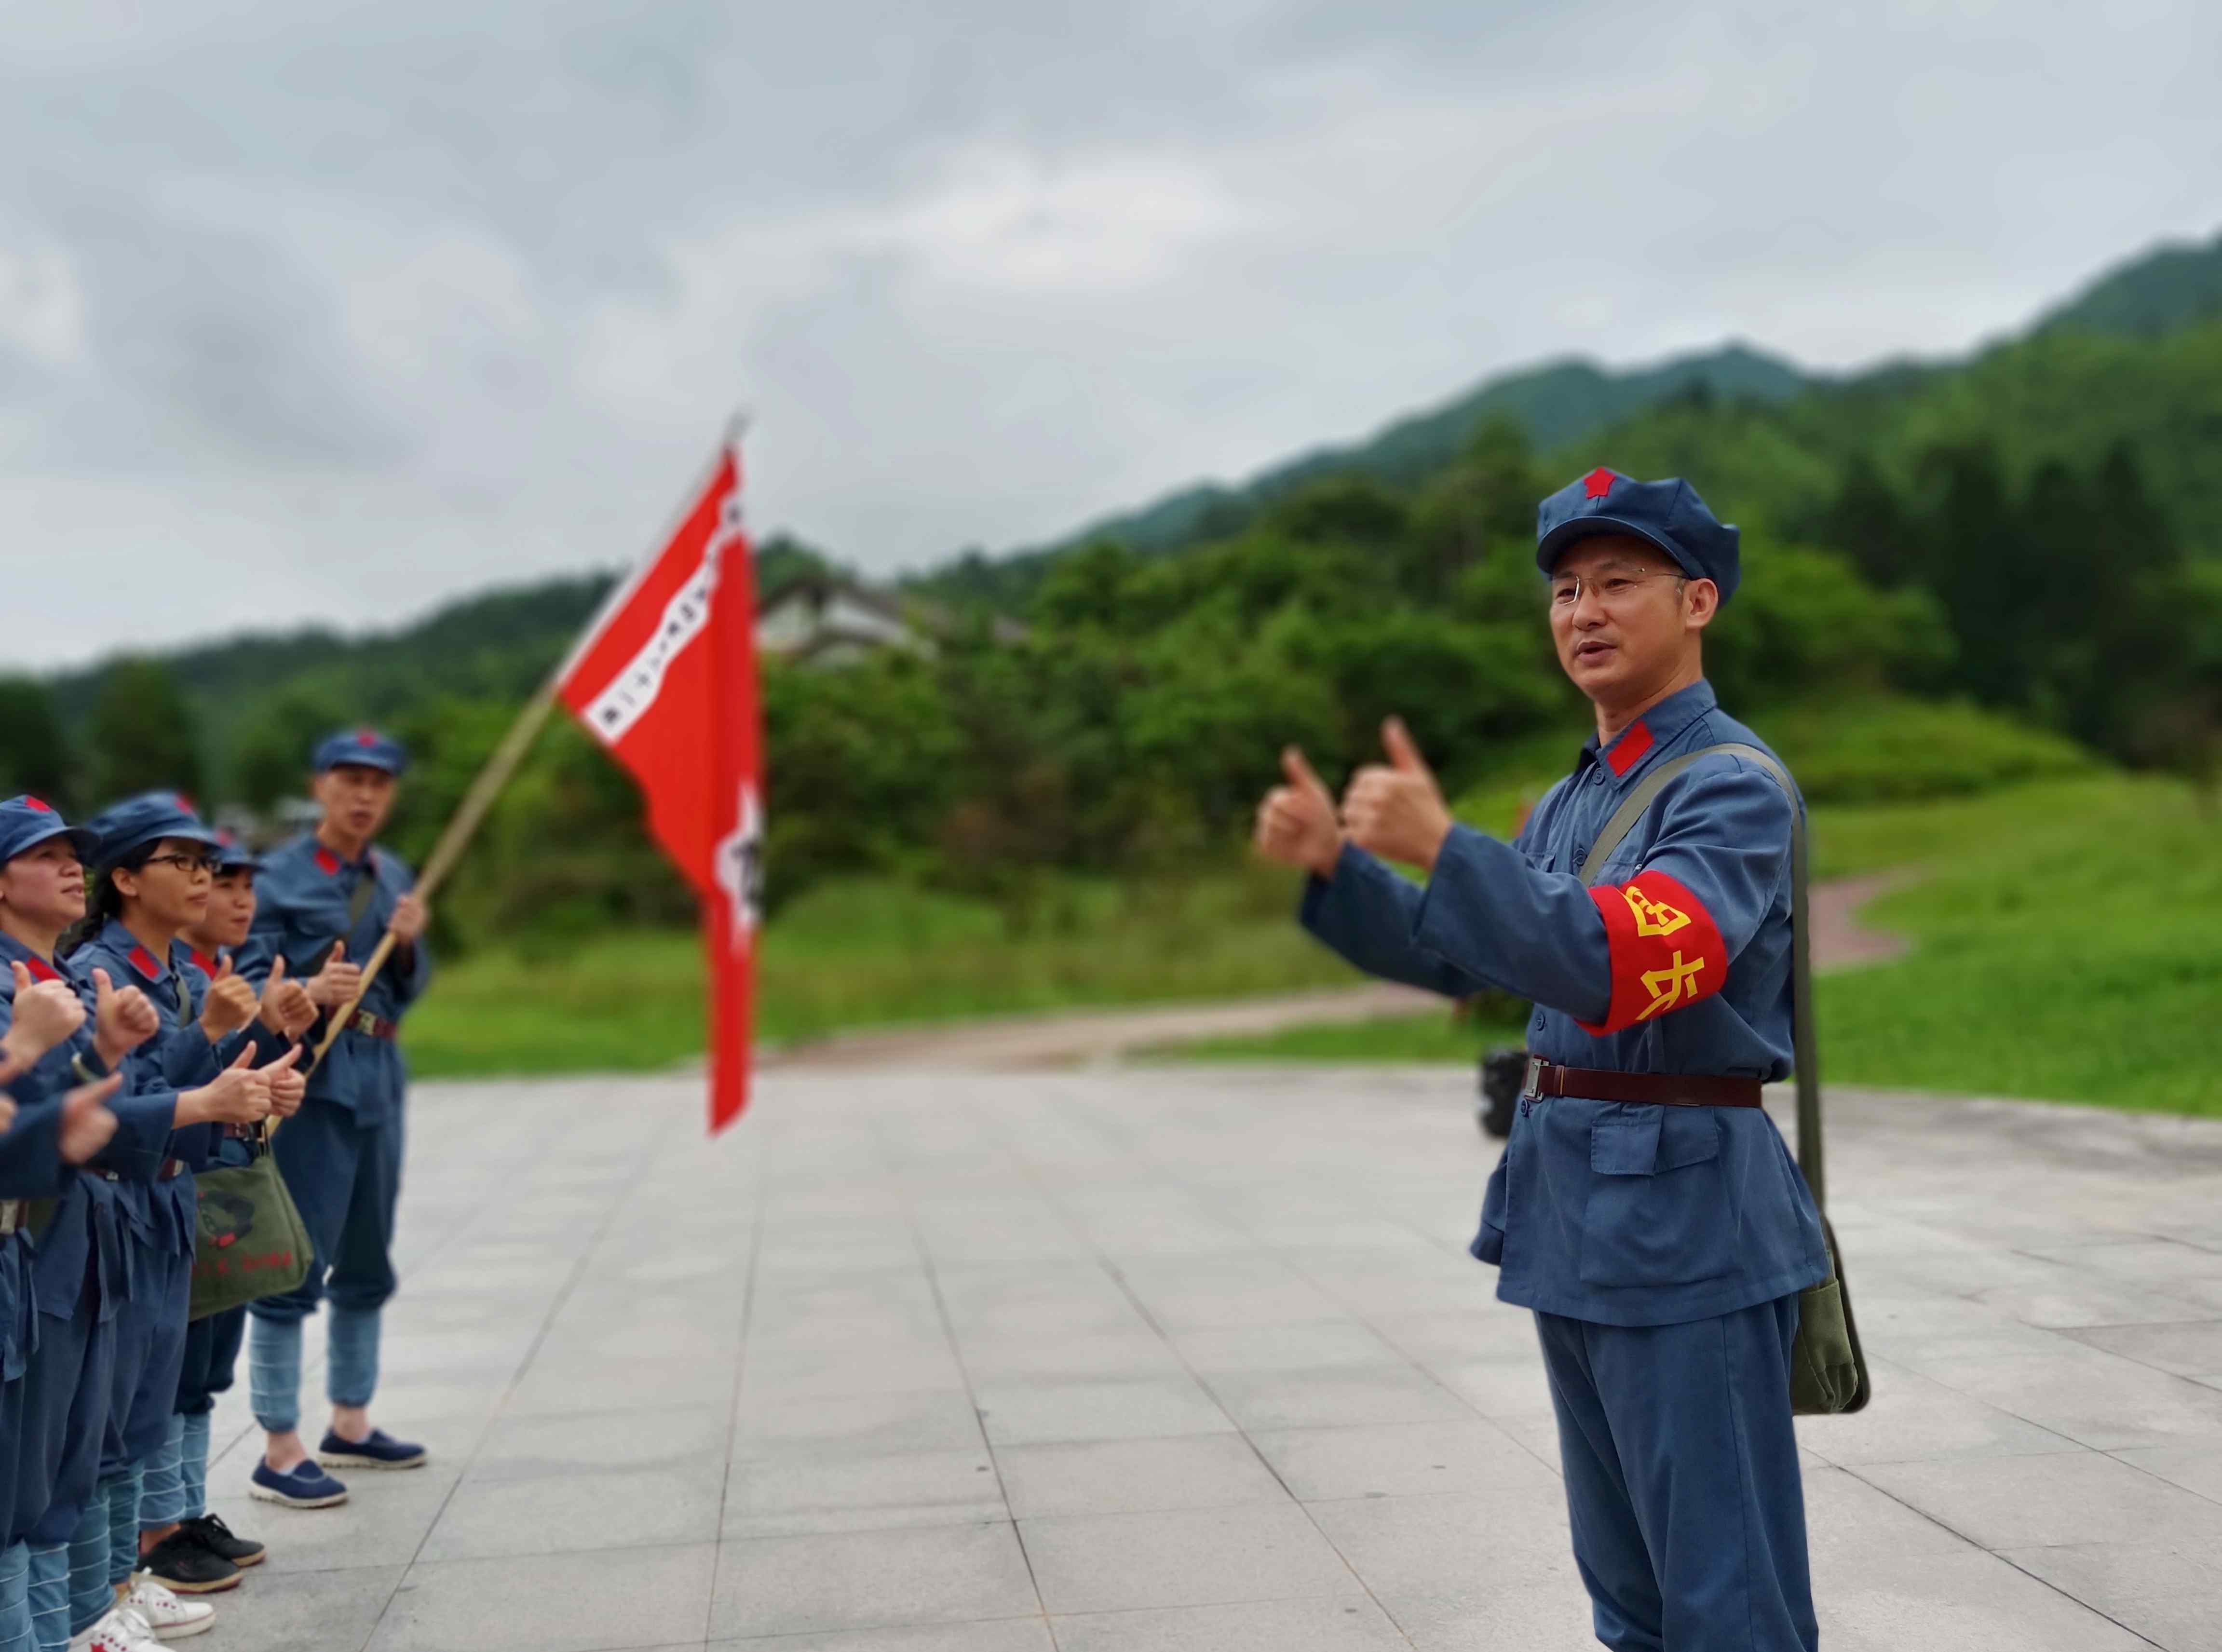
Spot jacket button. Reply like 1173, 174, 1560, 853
1573, 846, 1587, 868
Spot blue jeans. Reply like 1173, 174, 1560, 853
0, 1543, 30, 1652
23, 1544, 66, 1652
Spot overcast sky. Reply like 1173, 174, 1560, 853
4, 0, 2218, 668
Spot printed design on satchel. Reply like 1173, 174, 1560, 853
1578, 868, 1727, 1035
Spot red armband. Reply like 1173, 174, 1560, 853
1577, 869, 1727, 1035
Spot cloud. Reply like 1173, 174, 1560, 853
0, 0, 2218, 666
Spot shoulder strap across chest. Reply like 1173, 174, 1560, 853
1577, 742, 1827, 1208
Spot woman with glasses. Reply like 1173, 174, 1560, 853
53, 795, 302, 1652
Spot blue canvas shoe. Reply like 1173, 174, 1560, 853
317, 1428, 427, 1471
248, 1459, 349, 1508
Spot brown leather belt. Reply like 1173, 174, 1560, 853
345, 1009, 398, 1041
0, 1199, 20, 1236
1523, 1057, 1762, 1110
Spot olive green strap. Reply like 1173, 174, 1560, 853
1577, 743, 1824, 1208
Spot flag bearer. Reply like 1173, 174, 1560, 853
238, 731, 432, 1509
1258, 470, 1829, 1651
134, 834, 308, 1598
61, 796, 299, 1651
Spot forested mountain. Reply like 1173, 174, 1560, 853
4, 227, 2217, 951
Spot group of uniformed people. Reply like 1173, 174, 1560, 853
0, 730, 430, 1651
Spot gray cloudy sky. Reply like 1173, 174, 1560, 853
4, 0, 2218, 667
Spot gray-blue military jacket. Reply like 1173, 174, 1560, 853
1302, 679, 1828, 1327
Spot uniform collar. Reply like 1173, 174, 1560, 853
1577, 679, 1719, 789
98, 916, 175, 984
188, 947, 223, 978
306, 833, 375, 877
0, 929, 63, 984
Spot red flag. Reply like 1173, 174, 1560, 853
556, 436, 761, 1133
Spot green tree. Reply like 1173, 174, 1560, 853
84, 658, 204, 809
0, 677, 72, 806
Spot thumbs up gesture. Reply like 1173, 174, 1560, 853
256, 955, 316, 1040
307, 941, 363, 1009
59, 1072, 121, 1165
1254, 746, 1345, 878
198, 955, 260, 1041
3, 961, 88, 1066
92, 968, 160, 1068
1340, 717, 1456, 872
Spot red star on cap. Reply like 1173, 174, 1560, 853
173, 792, 194, 812
1583, 467, 1616, 500
355, 729, 379, 747
23, 797, 50, 812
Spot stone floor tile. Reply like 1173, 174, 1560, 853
993, 1435, 1288, 1519
1794, 1358, 2082, 1466
2062, 1318, 2222, 1379
1049, 1597, 1411, 1652
1018, 1503, 1364, 1614
733, 1388, 986, 1458
366, 1542, 717, 1652
707, 1522, 1039, 1639
1169, 1320, 1404, 1375
1422, 1355, 1559, 1419
1391, 1588, 1599, 1652
2109, 1441, 2222, 1504
203, 1475, 460, 1574
1303, 1489, 1581, 1620
709, 1623, 1051, 1651
1203, 1365, 1474, 1432
1856, 1449, 2222, 1550
421, 1464, 726, 1560
955, 1329, 1187, 1383
186, 1563, 406, 1652
1994, 1542, 2222, 1652
1814, 1548, 2159, 1651
1915, 1343, 2222, 1449
509, 1354, 737, 1416
471, 1404, 732, 1480
723, 1448, 1005, 1537
973, 1376, 1234, 1446
1247, 1419, 1547, 1502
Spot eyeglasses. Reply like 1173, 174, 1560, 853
141, 853, 219, 877
1548, 570, 1686, 609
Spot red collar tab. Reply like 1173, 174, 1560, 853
314, 847, 342, 876
1583, 467, 1616, 500
128, 943, 164, 979
189, 948, 221, 978
22, 954, 60, 983
1605, 719, 1655, 777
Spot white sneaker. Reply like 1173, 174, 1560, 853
124, 1576, 216, 1638
67, 1604, 175, 1651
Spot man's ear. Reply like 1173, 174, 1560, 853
1684, 578, 1721, 630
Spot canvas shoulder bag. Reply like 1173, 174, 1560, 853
1583, 742, 1872, 1415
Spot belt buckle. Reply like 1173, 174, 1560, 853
0, 1199, 20, 1236
1523, 1055, 1546, 1099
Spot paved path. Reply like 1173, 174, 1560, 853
198, 1067, 2222, 1652
771, 874, 1910, 1071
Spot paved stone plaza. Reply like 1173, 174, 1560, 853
193, 1064, 2222, 1651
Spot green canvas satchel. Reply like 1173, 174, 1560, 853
188, 1128, 312, 1321
1583, 742, 1872, 1415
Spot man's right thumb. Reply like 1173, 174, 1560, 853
10, 961, 30, 994
328, 942, 345, 964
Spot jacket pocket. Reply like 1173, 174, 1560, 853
1579, 1105, 1738, 1288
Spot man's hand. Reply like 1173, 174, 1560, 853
1254, 747, 1345, 879
199, 957, 259, 1041
0, 1091, 14, 1133
308, 942, 364, 1009
59, 1073, 121, 1165
388, 894, 427, 946
1339, 718, 1457, 872
261, 1043, 306, 1119
92, 968, 161, 1068
257, 956, 316, 1040
4, 962, 87, 1066
177, 1045, 273, 1127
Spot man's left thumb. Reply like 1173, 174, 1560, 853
1382, 717, 1432, 778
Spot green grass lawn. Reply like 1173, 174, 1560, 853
406, 766, 2221, 1116
1150, 774, 2222, 1116
405, 864, 1358, 1078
